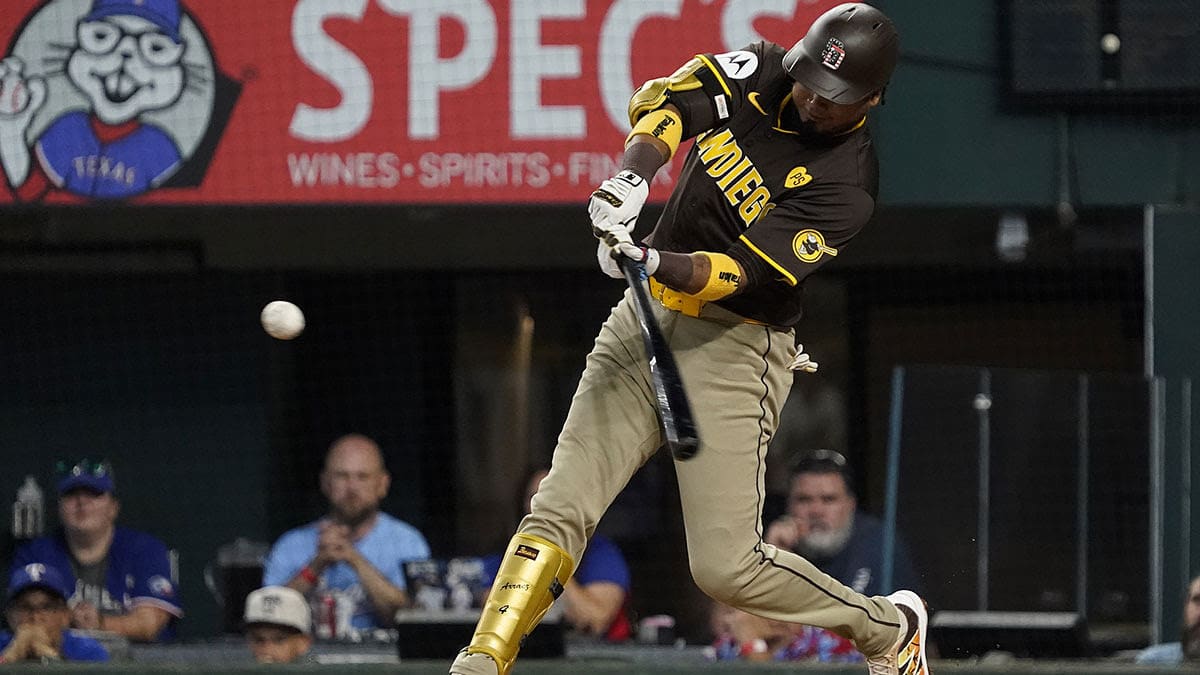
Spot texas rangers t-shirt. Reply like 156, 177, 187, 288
12, 527, 183, 640
263, 512, 430, 629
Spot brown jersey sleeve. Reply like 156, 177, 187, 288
662, 43, 774, 140
726, 183, 874, 288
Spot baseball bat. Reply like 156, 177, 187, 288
618, 257, 700, 460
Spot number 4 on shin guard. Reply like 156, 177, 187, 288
458, 534, 574, 675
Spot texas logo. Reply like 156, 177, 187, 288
0, 0, 239, 202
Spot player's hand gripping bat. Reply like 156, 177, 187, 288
618, 257, 700, 460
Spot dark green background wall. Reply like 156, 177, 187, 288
877, 2, 1199, 207
1150, 207, 1200, 643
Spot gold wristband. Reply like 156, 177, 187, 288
626, 109, 683, 159
691, 252, 742, 301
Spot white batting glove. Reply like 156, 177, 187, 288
788, 345, 819, 374
593, 217, 660, 279
596, 241, 623, 279
588, 170, 649, 233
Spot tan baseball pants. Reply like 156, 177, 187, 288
517, 288, 902, 657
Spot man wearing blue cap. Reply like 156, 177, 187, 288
0, 563, 108, 663
10, 459, 182, 642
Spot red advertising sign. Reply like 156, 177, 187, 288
0, 0, 841, 205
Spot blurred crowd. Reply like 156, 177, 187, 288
3, 438, 1192, 666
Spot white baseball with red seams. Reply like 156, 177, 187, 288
260, 300, 305, 340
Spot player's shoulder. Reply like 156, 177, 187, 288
701, 41, 787, 86
793, 124, 879, 200
756, 41, 789, 74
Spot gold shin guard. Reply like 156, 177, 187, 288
466, 533, 574, 674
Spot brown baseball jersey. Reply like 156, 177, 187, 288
646, 41, 878, 327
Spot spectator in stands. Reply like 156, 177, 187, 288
765, 449, 920, 595
0, 563, 108, 663
10, 458, 182, 642
710, 449, 920, 662
480, 466, 632, 641
1136, 574, 1200, 665
263, 433, 430, 632
243, 586, 313, 664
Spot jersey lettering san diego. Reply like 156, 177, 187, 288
695, 129, 773, 227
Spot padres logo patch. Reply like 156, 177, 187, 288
514, 544, 540, 561
785, 166, 813, 188
793, 230, 839, 263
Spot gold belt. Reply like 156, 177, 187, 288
647, 278, 768, 327
648, 277, 704, 317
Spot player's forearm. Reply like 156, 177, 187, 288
622, 101, 683, 181
654, 251, 709, 295
621, 136, 669, 182
653, 250, 747, 301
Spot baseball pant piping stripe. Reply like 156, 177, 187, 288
758, 556, 901, 629
744, 331, 901, 632
752, 326, 773, 542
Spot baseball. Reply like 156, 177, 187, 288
1100, 33, 1121, 55
260, 300, 305, 340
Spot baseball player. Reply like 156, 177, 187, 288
451, 4, 930, 675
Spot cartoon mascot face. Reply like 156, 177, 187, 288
67, 0, 188, 125
0, 0, 230, 201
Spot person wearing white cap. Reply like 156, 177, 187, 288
243, 586, 313, 664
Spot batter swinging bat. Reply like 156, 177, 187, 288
618, 257, 700, 460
